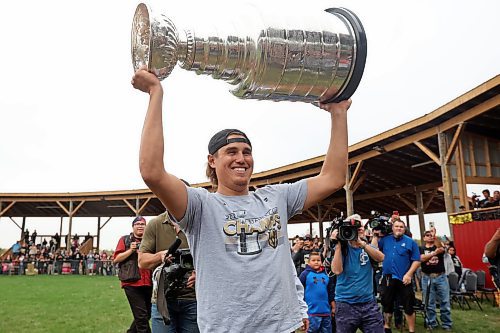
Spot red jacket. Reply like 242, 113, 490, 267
113, 235, 151, 288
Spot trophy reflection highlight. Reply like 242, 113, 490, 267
131, 2, 367, 103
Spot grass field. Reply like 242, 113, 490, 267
0, 275, 499, 332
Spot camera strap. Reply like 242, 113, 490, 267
157, 259, 171, 325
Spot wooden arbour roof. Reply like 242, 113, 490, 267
1, 75, 499, 226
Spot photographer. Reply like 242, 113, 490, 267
373, 218, 420, 333
138, 211, 199, 333
113, 216, 152, 333
292, 235, 314, 275
331, 214, 384, 332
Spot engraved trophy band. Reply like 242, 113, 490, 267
131, 3, 367, 103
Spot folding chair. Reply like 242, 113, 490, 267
448, 272, 470, 310
463, 272, 483, 311
476, 270, 496, 305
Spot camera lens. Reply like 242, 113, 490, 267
339, 226, 357, 241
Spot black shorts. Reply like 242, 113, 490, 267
379, 275, 415, 315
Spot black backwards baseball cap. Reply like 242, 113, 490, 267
208, 129, 252, 155
132, 216, 146, 226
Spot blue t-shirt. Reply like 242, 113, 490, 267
299, 266, 333, 315
378, 234, 420, 281
335, 244, 375, 304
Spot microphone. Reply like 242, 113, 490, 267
167, 238, 182, 255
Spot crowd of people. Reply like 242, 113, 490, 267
1, 231, 115, 276
472, 189, 500, 209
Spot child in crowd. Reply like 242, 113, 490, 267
299, 252, 335, 333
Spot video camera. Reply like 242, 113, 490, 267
326, 215, 361, 242
367, 211, 392, 235
162, 248, 194, 295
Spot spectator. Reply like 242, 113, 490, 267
331, 214, 384, 332
373, 219, 420, 333
445, 246, 463, 277
23, 229, 30, 244
420, 228, 452, 331
113, 216, 152, 333
479, 189, 492, 208
86, 252, 95, 276
31, 230, 37, 244
299, 251, 335, 333
132, 68, 350, 332
139, 211, 199, 333
53, 232, 61, 249
292, 236, 310, 275
12, 240, 21, 258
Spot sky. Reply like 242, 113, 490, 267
0, 0, 499, 250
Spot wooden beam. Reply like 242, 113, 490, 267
396, 194, 417, 213
56, 201, 70, 216
414, 141, 441, 166
306, 209, 318, 221
484, 137, 492, 177
438, 132, 455, 214
100, 217, 113, 230
0, 201, 16, 216
465, 176, 500, 185
348, 161, 364, 190
72, 201, 86, 216
137, 198, 151, 215
469, 136, 476, 176
423, 189, 438, 211
416, 191, 426, 240
351, 173, 367, 193
444, 123, 465, 164
349, 95, 499, 165
8, 217, 22, 229
122, 199, 137, 215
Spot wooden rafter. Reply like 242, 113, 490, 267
413, 141, 441, 166
423, 189, 438, 211
56, 201, 70, 216
396, 194, 417, 213
122, 199, 137, 215
72, 201, 86, 216
348, 161, 364, 190
138, 198, 151, 215
0, 201, 16, 216
444, 123, 465, 164
351, 173, 367, 193
306, 209, 318, 221
349, 95, 499, 165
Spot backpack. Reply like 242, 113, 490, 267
117, 234, 141, 282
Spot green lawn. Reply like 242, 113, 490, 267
0, 275, 131, 333
0, 275, 499, 333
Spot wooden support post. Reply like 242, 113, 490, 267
67, 201, 74, 251
416, 191, 426, 240
21, 217, 26, 241
345, 167, 354, 216
438, 132, 455, 239
309, 222, 313, 236
318, 204, 324, 240
136, 197, 140, 216
97, 217, 101, 252
59, 217, 63, 248
405, 215, 410, 230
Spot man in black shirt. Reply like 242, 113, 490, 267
420, 228, 452, 330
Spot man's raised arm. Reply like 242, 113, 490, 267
132, 69, 187, 220
304, 100, 351, 210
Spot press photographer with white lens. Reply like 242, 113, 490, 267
331, 214, 384, 332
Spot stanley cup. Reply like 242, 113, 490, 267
131, 3, 367, 103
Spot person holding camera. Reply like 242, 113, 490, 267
419, 227, 452, 330
138, 211, 199, 333
113, 216, 153, 333
373, 218, 420, 333
132, 68, 350, 333
330, 214, 385, 332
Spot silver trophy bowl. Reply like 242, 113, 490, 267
131, 3, 366, 103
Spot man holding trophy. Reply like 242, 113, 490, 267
130, 3, 365, 332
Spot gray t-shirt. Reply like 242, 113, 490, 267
178, 180, 308, 333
